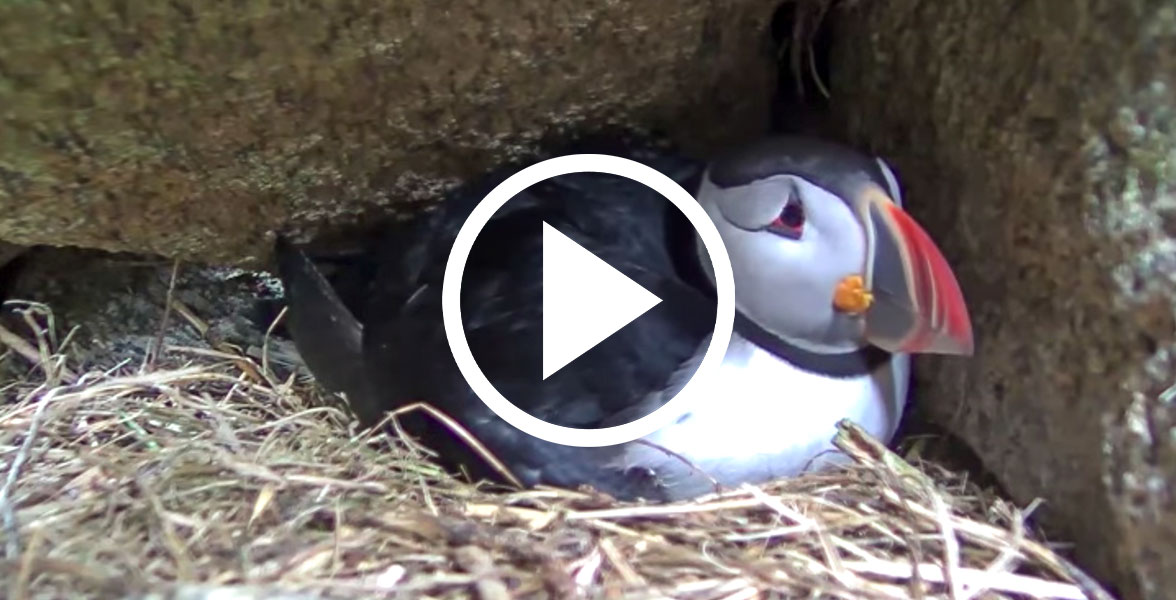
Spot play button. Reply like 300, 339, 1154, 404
441, 153, 735, 448
542, 223, 662, 379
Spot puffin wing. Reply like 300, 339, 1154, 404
362, 170, 714, 425
357, 166, 713, 497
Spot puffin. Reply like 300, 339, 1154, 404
273, 135, 974, 502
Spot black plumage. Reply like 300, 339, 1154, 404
275, 139, 718, 500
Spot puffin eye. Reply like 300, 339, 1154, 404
766, 195, 805, 239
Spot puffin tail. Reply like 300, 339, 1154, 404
273, 236, 385, 428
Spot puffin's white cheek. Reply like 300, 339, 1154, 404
813, 227, 869, 285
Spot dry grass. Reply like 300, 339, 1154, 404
0, 300, 1115, 600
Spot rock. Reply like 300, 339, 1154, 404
0, 0, 778, 265
827, 1, 1176, 598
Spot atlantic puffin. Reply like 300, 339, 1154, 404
274, 135, 974, 502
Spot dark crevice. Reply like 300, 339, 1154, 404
767, 0, 837, 137
0, 249, 32, 305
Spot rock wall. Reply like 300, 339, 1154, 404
0, 0, 779, 264
6, 0, 1172, 597
828, 2, 1176, 598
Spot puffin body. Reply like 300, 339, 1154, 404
611, 330, 910, 500
275, 135, 973, 502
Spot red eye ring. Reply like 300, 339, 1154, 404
767, 197, 805, 239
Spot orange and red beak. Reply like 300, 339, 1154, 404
847, 185, 974, 356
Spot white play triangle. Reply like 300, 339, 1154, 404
542, 222, 663, 380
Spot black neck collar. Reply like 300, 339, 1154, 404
664, 208, 892, 378
733, 311, 891, 378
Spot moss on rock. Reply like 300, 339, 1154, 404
0, 0, 779, 264
828, 1, 1176, 598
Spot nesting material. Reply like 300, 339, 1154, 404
0, 303, 1114, 600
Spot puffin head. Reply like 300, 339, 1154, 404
693, 136, 974, 357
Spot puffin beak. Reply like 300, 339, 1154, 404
845, 186, 974, 356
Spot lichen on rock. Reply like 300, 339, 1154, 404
828, 1, 1176, 598
0, 0, 779, 264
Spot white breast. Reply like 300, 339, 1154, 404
625, 334, 910, 498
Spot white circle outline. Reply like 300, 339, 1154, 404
441, 154, 735, 448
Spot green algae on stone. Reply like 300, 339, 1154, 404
0, 0, 778, 265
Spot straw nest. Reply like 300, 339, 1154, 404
0, 300, 1115, 600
